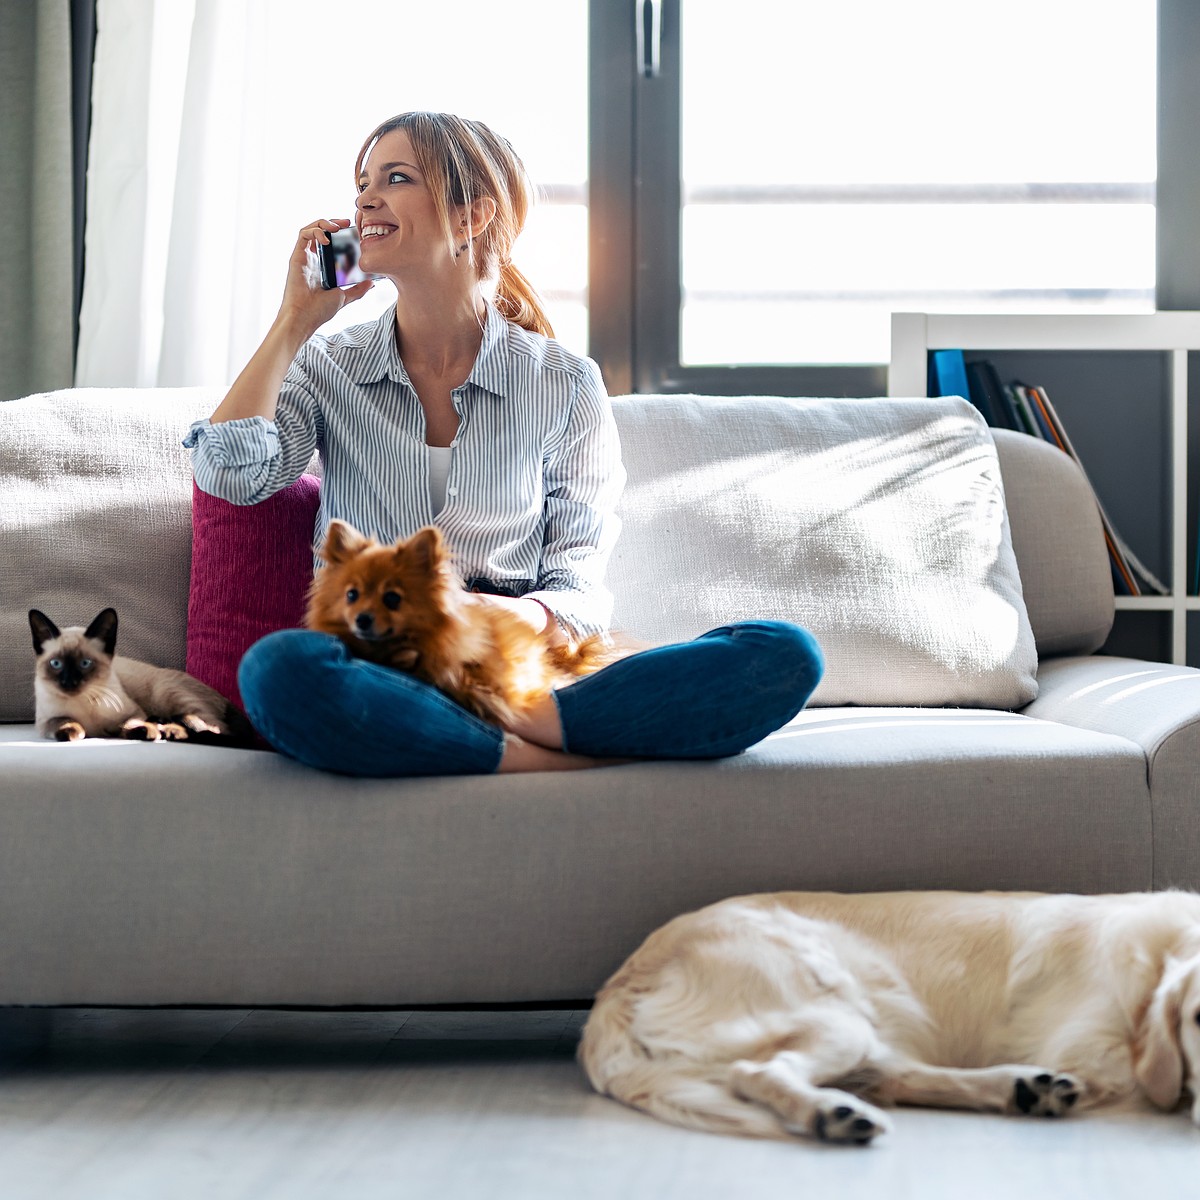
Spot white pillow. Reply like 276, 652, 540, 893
607, 395, 1039, 709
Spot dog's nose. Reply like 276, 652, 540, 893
355, 612, 374, 632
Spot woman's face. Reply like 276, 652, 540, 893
354, 128, 458, 279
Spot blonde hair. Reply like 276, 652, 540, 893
354, 112, 554, 338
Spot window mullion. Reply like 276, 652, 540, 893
631, 0, 682, 392
587, 0, 637, 394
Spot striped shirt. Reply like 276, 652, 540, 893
182, 301, 626, 638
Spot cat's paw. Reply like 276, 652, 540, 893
157, 722, 190, 741
120, 718, 160, 741
53, 721, 86, 742
178, 713, 222, 736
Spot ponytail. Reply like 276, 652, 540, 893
495, 259, 554, 339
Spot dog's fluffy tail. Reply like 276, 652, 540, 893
554, 630, 653, 676
578, 1003, 788, 1140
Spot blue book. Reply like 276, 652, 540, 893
928, 349, 973, 406
1193, 504, 1200, 595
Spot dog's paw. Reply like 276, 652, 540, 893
120, 718, 160, 741
802, 1092, 892, 1145
1010, 1071, 1081, 1117
53, 721, 86, 742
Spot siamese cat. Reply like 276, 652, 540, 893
29, 607, 253, 744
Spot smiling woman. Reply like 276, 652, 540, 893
180, 107, 826, 778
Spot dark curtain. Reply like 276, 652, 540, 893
70, 0, 96, 358
0, 0, 75, 400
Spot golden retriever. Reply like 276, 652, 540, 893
578, 890, 1200, 1145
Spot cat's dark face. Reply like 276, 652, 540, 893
29, 608, 118, 694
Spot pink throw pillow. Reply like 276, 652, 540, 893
186, 476, 321, 716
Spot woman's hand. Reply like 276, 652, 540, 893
277, 218, 375, 338
467, 593, 567, 647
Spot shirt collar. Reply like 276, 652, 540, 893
341, 299, 508, 398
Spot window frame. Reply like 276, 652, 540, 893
589, 0, 1197, 397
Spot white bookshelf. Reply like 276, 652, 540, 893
890, 312, 1200, 665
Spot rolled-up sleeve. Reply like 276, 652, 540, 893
182, 350, 324, 505
525, 358, 626, 639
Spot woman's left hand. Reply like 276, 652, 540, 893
467, 593, 566, 647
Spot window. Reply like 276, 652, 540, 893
590, 0, 1159, 394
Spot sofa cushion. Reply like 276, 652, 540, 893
187, 476, 322, 714
0, 387, 223, 721
607, 394, 1039, 708
0, 711, 1149, 1005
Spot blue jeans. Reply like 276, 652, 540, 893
237, 621, 824, 778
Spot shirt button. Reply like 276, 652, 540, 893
450, 439, 459, 448
447, 486, 458, 496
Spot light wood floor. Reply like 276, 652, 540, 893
1, 1006, 1197, 1199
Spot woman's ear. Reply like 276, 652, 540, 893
460, 196, 497, 240
1134, 956, 1188, 1109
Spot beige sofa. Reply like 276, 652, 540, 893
1, 387, 1198, 1009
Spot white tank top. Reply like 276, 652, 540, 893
427, 445, 452, 516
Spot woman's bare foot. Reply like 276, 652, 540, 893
497, 732, 628, 773
504, 692, 567, 750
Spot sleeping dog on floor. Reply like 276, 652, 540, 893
579, 890, 1200, 1144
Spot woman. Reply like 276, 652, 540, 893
184, 111, 823, 776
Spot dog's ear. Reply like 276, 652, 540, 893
1134, 955, 1190, 1109
321, 519, 370, 564
84, 608, 119, 657
404, 525, 446, 572
28, 609, 60, 654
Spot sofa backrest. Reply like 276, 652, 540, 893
991, 429, 1114, 657
0, 387, 1110, 722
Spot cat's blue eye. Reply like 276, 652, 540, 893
80, 659, 92, 669
383, 591, 402, 610
49, 658, 62, 670
346, 588, 359, 603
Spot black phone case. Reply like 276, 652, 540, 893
317, 238, 338, 290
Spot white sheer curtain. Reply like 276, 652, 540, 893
77, 0, 588, 388
78, 0, 263, 386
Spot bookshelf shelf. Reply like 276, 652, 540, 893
1115, 597, 1178, 612
890, 312, 1200, 666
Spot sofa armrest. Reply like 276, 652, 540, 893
993, 430, 1114, 658
1024, 656, 1200, 887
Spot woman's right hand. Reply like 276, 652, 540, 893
278, 218, 375, 336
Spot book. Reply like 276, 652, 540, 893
929, 349, 972, 406
1006, 384, 1042, 438
1194, 508, 1200, 596
1014, 382, 1057, 443
966, 361, 1016, 430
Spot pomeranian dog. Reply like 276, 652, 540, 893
304, 520, 625, 726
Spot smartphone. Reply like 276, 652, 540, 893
318, 226, 367, 289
